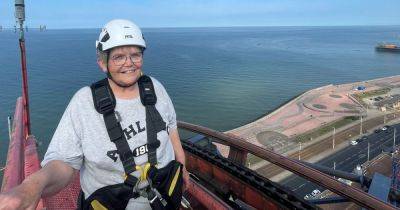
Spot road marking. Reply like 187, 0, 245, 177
293, 183, 306, 191
351, 153, 358, 158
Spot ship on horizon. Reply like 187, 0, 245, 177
376, 43, 400, 53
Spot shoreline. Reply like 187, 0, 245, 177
220, 75, 400, 158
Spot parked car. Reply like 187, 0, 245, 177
356, 136, 367, 143
374, 129, 381, 133
381, 126, 388, 131
304, 189, 322, 200
311, 189, 321, 197
350, 140, 358, 146
304, 194, 312, 200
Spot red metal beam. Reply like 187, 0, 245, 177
186, 152, 283, 210
1, 98, 25, 192
186, 178, 233, 210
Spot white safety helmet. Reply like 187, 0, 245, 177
96, 19, 146, 52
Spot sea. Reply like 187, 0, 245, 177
1, 26, 400, 175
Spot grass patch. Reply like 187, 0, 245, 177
295, 116, 359, 143
245, 116, 360, 165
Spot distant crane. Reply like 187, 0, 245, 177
39, 25, 46, 32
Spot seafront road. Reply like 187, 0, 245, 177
281, 124, 400, 198
255, 113, 399, 181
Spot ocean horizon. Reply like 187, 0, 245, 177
2, 24, 400, 30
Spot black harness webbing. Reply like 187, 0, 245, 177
138, 75, 165, 166
81, 75, 180, 210
90, 75, 166, 181
91, 78, 138, 187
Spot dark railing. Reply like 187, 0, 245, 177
178, 121, 397, 210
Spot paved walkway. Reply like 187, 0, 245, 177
219, 75, 400, 159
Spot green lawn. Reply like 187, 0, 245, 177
295, 116, 359, 143
245, 116, 360, 166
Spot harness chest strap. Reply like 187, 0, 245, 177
90, 76, 165, 185
91, 78, 137, 187
84, 75, 183, 210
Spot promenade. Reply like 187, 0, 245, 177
218, 75, 400, 177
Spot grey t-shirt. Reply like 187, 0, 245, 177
41, 77, 177, 209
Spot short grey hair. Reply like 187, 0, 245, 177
97, 49, 108, 65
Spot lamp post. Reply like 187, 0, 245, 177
332, 127, 336, 149
298, 142, 302, 160
384, 114, 386, 124
394, 128, 397, 151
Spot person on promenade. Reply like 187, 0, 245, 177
0, 19, 189, 210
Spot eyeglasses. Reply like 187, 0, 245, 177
110, 52, 143, 66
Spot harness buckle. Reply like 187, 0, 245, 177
114, 111, 122, 122
136, 163, 151, 182
123, 174, 138, 188
98, 97, 114, 114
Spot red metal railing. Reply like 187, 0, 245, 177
178, 121, 398, 210
1, 98, 25, 192
1, 98, 45, 209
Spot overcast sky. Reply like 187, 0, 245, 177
1, 0, 399, 29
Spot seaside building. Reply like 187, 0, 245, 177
375, 94, 400, 112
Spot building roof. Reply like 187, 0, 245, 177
375, 94, 400, 107
367, 173, 391, 203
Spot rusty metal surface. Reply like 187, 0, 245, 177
186, 178, 233, 210
1, 98, 25, 192
184, 140, 317, 210
178, 121, 397, 210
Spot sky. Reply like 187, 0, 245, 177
0, 0, 399, 29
